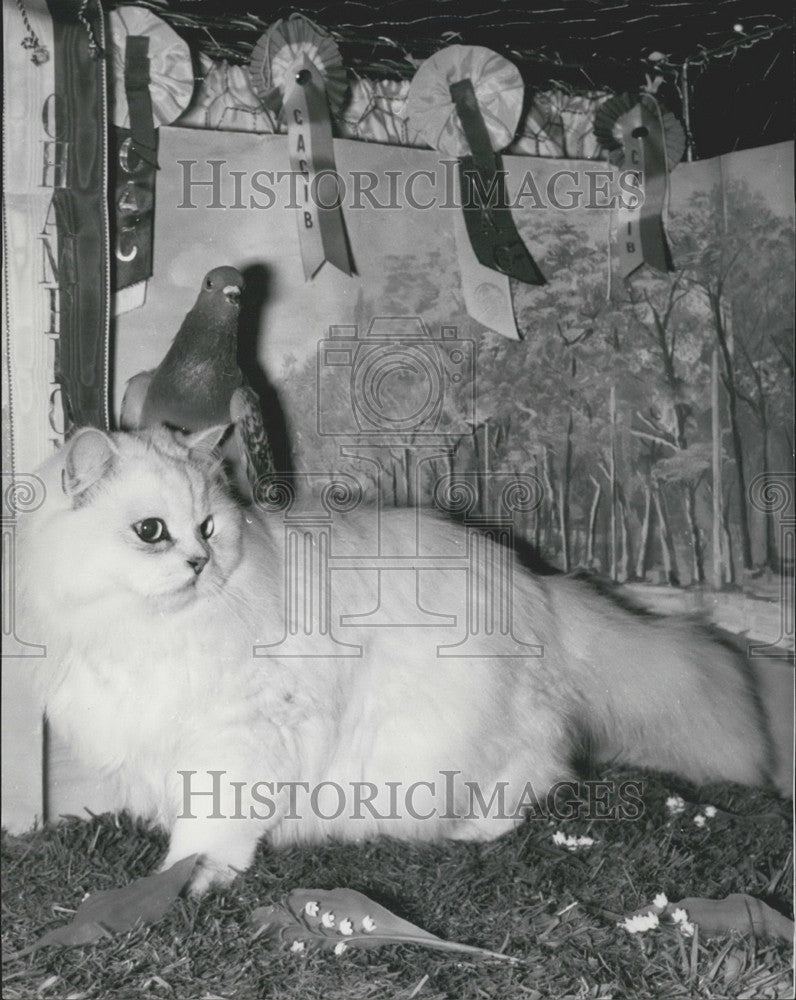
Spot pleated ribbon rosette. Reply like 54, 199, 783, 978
249, 15, 353, 280
108, 8, 194, 158
404, 45, 545, 340
594, 92, 686, 278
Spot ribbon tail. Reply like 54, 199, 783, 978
124, 35, 158, 168
616, 196, 645, 279
450, 78, 545, 286
452, 170, 521, 339
639, 212, 673, 272
638, 101, 674, 273
284, 55, 353, 280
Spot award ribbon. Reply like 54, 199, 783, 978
595, 92, 684, 279
283, 54, 352, 280
614, 97, 673, 277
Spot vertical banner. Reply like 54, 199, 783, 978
47, 0, 110, 431
1, 0, 55, 834
2, 0, 61, 471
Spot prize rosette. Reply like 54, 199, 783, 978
249, 14, 352, 279
404, 44, 524, 159
594, 92, 685, 277
107, 7, 194, 156
404, 45, 545, 339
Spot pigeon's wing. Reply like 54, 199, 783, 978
120, 371, 153, 430
230, 385, 276, 497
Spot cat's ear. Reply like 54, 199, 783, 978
62, 429, 118, 503
183, 424, 232, 456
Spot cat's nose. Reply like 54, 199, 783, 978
187, 554, 209, 576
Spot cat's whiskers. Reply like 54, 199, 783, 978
203, 576, 260, 629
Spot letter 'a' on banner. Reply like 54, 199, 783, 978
594, 92, 686, 279
249, 15, 353, 280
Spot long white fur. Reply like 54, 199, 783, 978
18, 429, 792, 894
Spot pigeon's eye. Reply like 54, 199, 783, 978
205, 278, 213, 289
133, 518, 170, 544
199, 515, 214, 540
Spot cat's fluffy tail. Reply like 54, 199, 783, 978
544, 575, 794, 796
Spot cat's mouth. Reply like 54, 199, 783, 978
153, 578, 202, 611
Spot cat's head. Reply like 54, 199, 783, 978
49, 426, 243, 611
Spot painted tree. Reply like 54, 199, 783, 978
672, 178, 795, 571
622, 272, 710, 583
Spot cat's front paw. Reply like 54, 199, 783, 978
187, 856, 240, 898
159, 852, 240, 898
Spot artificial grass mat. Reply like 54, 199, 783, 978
2, 770, 793, 999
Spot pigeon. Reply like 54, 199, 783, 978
121, 265, 276, 500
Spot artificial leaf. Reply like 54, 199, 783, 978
251, 887, 520, 962
8, 855, 198, 959
671, 894, 794, 941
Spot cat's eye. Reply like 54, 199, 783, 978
133, 518, 171, 544
199, 515, 214, 540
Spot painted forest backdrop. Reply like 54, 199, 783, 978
117, 134, 794, 587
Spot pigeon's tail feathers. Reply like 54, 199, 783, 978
231, 385, 277, 500
120, 371, 153, 430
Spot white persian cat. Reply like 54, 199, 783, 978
16, 427, 792, 894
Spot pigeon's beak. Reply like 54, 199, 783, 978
223, 284, 242, 306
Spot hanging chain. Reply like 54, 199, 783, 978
15, 0, 49, 65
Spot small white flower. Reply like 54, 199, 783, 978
653, 893, 669, 910
666, 795, 686, 814
361, 915, 377, 933
333, 941, 347, 956
304, 901, 320, 917
321, 911, 335, 928
553, 831, 595, 851
671, 908, 695, 936
704, 805, 717, 818
290, 940, 305, 953
693, 814, 707, 828
338, 918, 353, 936
620, 912, 660, 934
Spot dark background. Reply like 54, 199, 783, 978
113, 0, 793, 157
